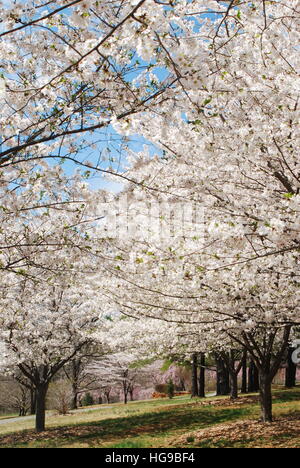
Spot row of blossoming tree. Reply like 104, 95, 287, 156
0, 0, 299, 432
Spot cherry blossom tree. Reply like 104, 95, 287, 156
0, 0, 179, 183
0, 378, 31, 417
101, 0, 300, 422
64, 350, 103, 410
89, 352, 153, 404
0, 0, 299, 431
0, 264, 110, 432
0, 160, 105, 278
104, 226, 299, 421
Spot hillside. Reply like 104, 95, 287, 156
0, 388, 299, 448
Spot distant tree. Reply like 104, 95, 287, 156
167, 379, 175, 399
48, 380, 72, 415
222, 349, 247, 400
0, 379, 30, 417
198, 353, 206, 398
64, 351, 101, 410
191, 354, 198, 398
241, 352, 248, 394
82, 393, 94, 407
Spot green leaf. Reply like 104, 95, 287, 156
115, 255, 124, 261
203, 97, 212, 106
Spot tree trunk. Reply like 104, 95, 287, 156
241, 353, 248, 394
198, 353, 205, 398
285, 347, 297, 388
244, 325, 291, 424
216, 357, 230, 396
30, 387, 36, 415
179, 378, 186, 391
35, 384, 48, 433
105, 391, 110, 404
70, 380, 79, 410
229, 372, 238, 400
259, 372, 273, 423
248, 360, 259, 392
70, 359, 81, 410
191, 353, 198, 397
71, 388, 78, 410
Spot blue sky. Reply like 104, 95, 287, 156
1, 1, 227, 193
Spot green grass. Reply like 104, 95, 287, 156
0, 387, 299, 448
0, 396, 195, 436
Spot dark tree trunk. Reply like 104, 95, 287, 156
71, 387, 78, 411
30, 387, 36, 415
191, 353, 198, 397
241, 353, 248, 394
179, 379, 186, 391
129, 389, 134, 401
285, 347, 297, 388
123, 379, 129, 405
243, 325, 291, 424
248, 360, 259, 392
105, 392, 110, 404
69, 359, 81, 410
259, 372, 273, 423
198, 353, 205, 398
216, 356, 230, 396
35, 384, 48, 433
229, 372, 238, 400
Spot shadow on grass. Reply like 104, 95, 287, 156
83, 406, 252, 436
273, 389, 300, 404
1, 387, 299, 448
0, 404, 255, 448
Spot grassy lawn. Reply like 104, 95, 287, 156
0, 387, 299, 448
